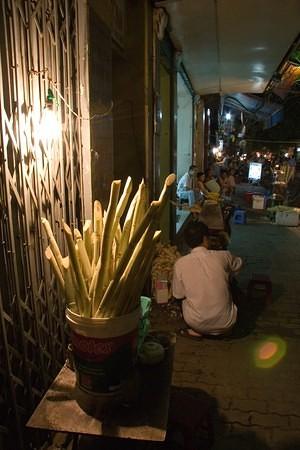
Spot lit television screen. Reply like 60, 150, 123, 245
248, 162, 262, 181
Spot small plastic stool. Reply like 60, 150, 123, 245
233, 209, 247, 224
247, 273, 272, 305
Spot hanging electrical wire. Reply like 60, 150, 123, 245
29, 69, 114, 120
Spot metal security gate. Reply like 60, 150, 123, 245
0, 1, 88, 448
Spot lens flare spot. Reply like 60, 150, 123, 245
254, 337, 287, 368
258, 342, 278, 360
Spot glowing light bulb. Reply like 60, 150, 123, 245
225, 112, 231, 120
39, 108, 61, 141
38, 88, 61, 142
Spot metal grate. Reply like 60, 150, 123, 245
0, 1, 86, 448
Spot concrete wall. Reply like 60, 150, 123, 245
176, 72, 193, 179
88, 0, 153, 206
89, 9, 114, 206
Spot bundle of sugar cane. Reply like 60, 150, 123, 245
41, 173, 176, 318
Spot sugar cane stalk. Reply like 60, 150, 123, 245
122, 231, 161, 315
83, 220, 93, 264
62, 256, 77, 309
63, 221, 90, 316
41, 218, 64, 274
130, 179, 145, 241
117, 191, 138, 266
76, 237, 92, 287
45, 246, 64, 292
92, 201, 103, 272
91, 180, 121, 314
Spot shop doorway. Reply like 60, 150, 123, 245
176, 71, 194, 232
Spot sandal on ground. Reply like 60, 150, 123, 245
177, 328, 203, 340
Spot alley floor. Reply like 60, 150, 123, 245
151, 195, 300, 449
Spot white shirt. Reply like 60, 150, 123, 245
177, 172, 193, 196
172, 247, 242, 335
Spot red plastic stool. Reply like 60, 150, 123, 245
247, 273, 272, 305
244, 192, 253, 205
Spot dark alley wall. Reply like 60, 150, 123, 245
88, 0, 153, 205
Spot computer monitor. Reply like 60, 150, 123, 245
248, 162, 262, 181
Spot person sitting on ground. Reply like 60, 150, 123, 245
172, 221, 242, 338
177, 165, 197, 206
204, 167, 221, 193
218, 169, 231, 196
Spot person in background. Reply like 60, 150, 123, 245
204, 167, 221, 193
196, 171, 209, 198
227, 168, 236, 195
172, 221, 242, 338
177, 165, 197, 206
218, 169, 230, 196
286, 147, 296, 184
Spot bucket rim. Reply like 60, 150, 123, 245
66, 304, 141, 322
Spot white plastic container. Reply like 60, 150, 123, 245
275, 211, 299, 226
252, 195, 265, 209
153, 278, 169, 304
66, 306, 141, 394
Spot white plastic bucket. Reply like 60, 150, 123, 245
66, 306, 141, 394
252, 195, 265, 209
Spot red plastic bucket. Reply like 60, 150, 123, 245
66, 306, 140, 394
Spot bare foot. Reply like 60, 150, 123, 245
186, 328, 202, 337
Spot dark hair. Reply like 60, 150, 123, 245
188, 165, 197, 172
184, 221, 209, 249
197, 171, 204, 178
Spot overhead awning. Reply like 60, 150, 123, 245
223, 93, 283, 128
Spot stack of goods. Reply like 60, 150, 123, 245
267, 205, 300, 226
205, 192, 220, 204
151, 244, 181, 303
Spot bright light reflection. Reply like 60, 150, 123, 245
38, 108, 61, 142
253, 63, 265, 74
252, 76, 265, 90
225, 112, 231, 120
254, 337, 287, 369
252, 46, 267, 51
